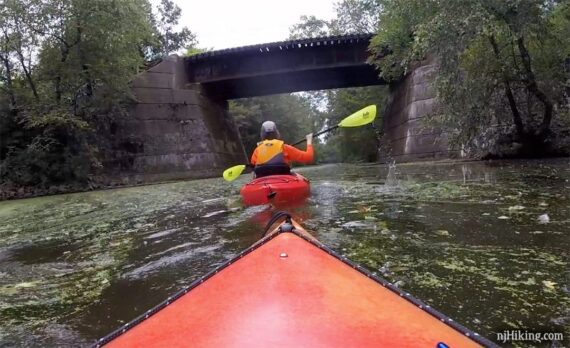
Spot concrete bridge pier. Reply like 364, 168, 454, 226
110, 56, 246, 184
379, 58, 457, 162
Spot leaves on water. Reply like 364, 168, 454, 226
508, 205, 525, 211
14, 281, 39, 289
435, 230, 451, 237
537, 214, 550, 224
542, 280, 557, 290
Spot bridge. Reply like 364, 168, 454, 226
186, 34, 382, 99
109, 34, 450, 183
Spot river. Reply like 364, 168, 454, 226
0, 159, 568, 347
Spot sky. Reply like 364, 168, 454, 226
154, 0, 337, 50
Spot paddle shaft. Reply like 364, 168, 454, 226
291, 125, 339, 146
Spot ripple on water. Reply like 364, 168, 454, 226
121, 244, 225, 280
143, 228, 182, 240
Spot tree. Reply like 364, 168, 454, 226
289, 15, 338, 39
369, 0, 570, 156
149, 0, 196, 59
0, 0, 197, 188
290, 0, 382, 39
334, 0, 382, 33
186, 46, 213, 56
287, 0, 388, 162
230, 94, 317, 157
326, 87, 387, 162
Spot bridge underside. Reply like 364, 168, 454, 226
186, 35, 384, 99
200, 65, 384, 99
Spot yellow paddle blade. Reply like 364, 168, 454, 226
223, 164, 246, 181
338, 105, 377, 128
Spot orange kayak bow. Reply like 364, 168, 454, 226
96, 213, 496, 347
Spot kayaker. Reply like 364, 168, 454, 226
250, 121, 314, 177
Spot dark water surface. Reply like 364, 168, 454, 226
0, 159, 568, 347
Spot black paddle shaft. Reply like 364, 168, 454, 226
291, 125, 339, 146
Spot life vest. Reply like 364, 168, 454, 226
254, 139, 287, 167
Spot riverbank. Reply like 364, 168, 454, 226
0, 179, 197, 202
0, 170, 222, 202
2, 157, 569, 201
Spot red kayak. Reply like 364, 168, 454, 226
240, 173, 310, 206
96, 214, 496, 347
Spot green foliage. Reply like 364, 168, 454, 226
334, 0, 382, 34
531, 2, 570, 102
0, 0, 195, 188
186, 47, 213, 56
287, 0, 387, 163
289, 0, 382, 39
326, 86, 387, 162
368, 0, 436, 80
230, 94, 318, 156
369, 0, 570, 154
229, 88, 386, 164
289, 15, 337, 39
149, 0, 197, 59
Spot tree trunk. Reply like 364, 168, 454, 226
55, 45, 70, 102
12, 15, 39, 100
488, 36, 525, 136
0, 31, 17, 114
76, 22, 93, 98
515, 37, 554, 136
0, 56, 17, 113
15, 49, 38, 99
82, 61, 94, 97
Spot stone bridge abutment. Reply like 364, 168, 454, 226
108, 56, 246, 184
